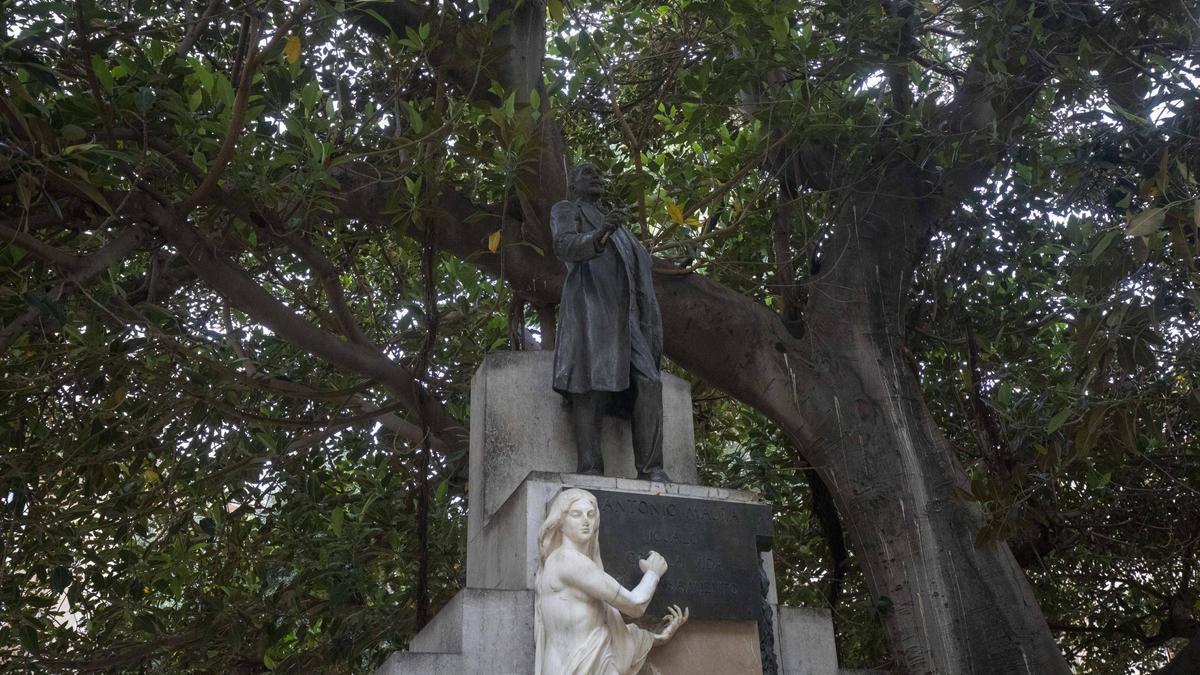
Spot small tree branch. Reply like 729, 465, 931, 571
882, 0, 919, 118
771, 182, 802, 335
278, 232, 373, 346
33, 625, 208, 672
220, 307, 438, 451
175, 0, 221, 58
0, 223, 155, 353
0, 223, 81, 269
353, 1, 490, 100
179, 0, 314, 211
535, 302, 556, 350
179, 21, 258, 211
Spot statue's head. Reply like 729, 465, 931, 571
569, 163, 606, 201
538, 488, 603, 568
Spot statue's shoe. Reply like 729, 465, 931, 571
639, 469, 672, 483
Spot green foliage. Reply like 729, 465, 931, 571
1, 0, 1197, 672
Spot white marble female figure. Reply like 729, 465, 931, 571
534, 488, 688, 675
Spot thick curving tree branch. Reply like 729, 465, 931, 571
332, 166, 803, 423
147, 203, 469, 461
354, 0, 494, 101
220, 308, 439, 455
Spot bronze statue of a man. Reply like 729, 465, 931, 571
551, 163, 670, 482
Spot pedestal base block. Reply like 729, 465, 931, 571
645, 619, 763, 674
377, 351, 855, 674
778, 606, 839, 675
376, 589, 534, 675
467, 351, 699, 553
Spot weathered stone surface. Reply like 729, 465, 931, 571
593, 490, 773, 621
642, 619, 763, 674
465, 477, 543, 591
408, 592, 463, 654
778, 606, 839, 675
374, 651, 461, 674
376, 589, 535, 675
467, 351, 697, 553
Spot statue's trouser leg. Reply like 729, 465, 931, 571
570, 390, 606, 474
630, 371, 664, 478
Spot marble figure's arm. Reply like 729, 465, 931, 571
560, 549, 667, 619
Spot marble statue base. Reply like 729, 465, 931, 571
376, 353, 857, 674
375, 588, 534, 674
381, 472, 843, 674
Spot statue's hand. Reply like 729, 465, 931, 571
639, 550, 668, 577
598, 210, 622, 245
602, 209, 622, 232
654, 605, 689, 644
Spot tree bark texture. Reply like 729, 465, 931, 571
1159, 631, 1200, 675
655, 171, 1068, 674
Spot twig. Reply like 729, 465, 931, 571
176, 0, 221, 58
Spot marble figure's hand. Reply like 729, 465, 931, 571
639, 550, 668, 577
655, 605, 689, 643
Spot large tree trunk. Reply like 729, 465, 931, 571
769, 176, 1066, 673
790, 311, 1066, 674
646, 162, 1070, 672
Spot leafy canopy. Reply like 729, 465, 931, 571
1, 0, 1198, 672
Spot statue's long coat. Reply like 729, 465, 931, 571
550, 199, 662, 395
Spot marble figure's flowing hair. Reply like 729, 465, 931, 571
537, 488, 603, 571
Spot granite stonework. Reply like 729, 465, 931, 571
378, 352, 855, 674
778, 606, 839, 675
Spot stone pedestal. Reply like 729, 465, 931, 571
378, 352, 847, 674
778, 607, 839, 675
376, 588, 534, 674
468, 350, 698, 541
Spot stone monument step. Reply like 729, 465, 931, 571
375, 590, 846, 674
377, 588, 534, 675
